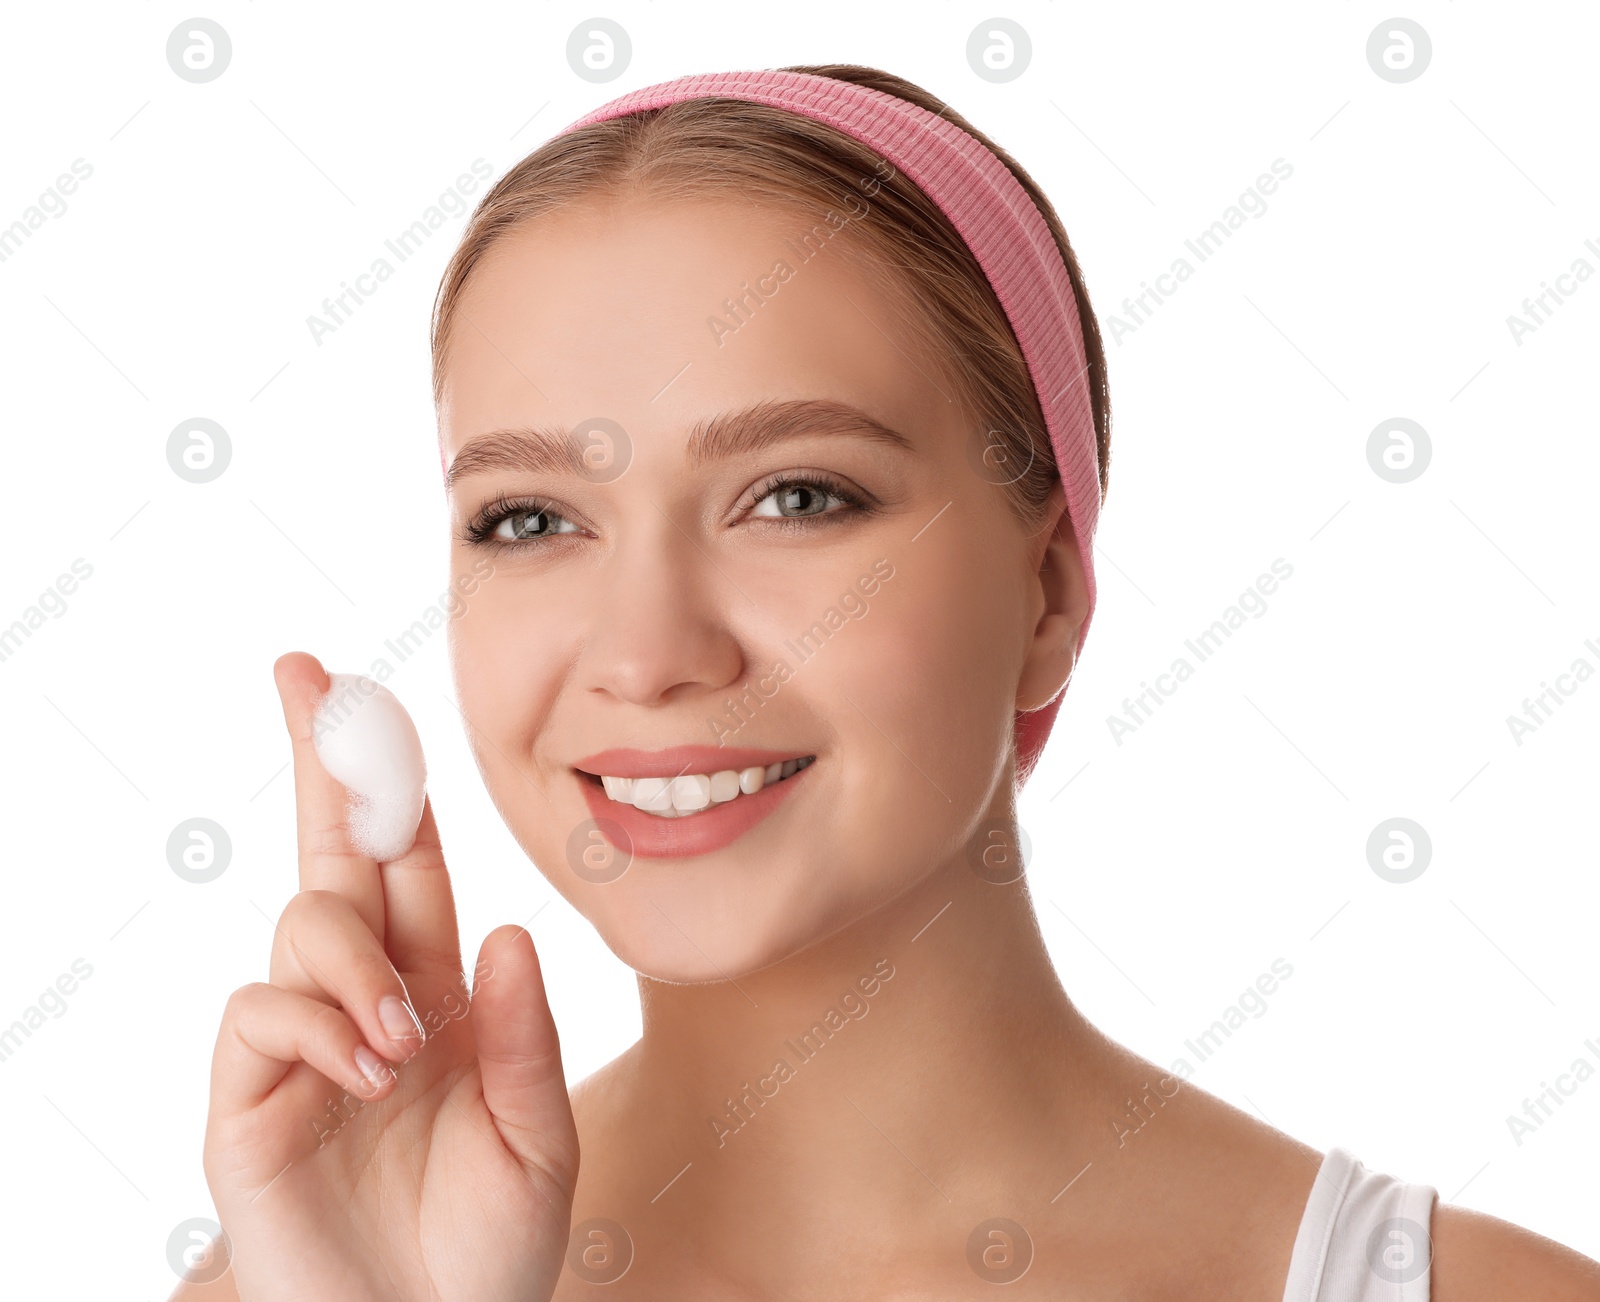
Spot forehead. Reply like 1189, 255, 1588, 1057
436, 193, 962, 462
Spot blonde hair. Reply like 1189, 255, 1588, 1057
430, 62, 1112, 527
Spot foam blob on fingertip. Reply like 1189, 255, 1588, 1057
311, 673, 427, 862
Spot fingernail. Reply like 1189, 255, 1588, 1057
378, 994, 423, 1043
354, 1044, 392, 1089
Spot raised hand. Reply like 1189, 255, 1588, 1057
192, 652, 578, 1301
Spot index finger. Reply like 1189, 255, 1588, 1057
274, 651, 387, 940
379, 794, 463, 975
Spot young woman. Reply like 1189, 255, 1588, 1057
175, 65, 1600, 1300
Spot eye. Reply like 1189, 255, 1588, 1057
748, 473, 868, 524
461, 495, 582, 547
493, 507, 579, 541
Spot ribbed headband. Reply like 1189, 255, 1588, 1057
552, 69, 1100, 788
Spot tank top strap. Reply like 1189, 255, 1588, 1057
1281, 1146, 1439, 1302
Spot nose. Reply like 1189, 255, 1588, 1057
575, 517, 748, 709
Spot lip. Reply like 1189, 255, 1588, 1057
574, 748, 814, 860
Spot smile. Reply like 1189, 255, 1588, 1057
572, 746, 816, 859
590, 756, 816, 817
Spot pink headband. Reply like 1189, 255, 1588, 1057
547, 69, 1100, 788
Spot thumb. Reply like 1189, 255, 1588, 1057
472, 924, 580, 1194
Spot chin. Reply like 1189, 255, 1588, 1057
580, 844, 937, 986
573, 878, 843, 985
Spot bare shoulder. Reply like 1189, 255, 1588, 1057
165, 1258, 239, 1301
566, 1038, 650, 1203
1083, 1042, 1330, 1299
567, 1040, 640, 1132
1431, 1201, 1600, 1301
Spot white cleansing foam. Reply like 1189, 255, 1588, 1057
311, 673, 427, 862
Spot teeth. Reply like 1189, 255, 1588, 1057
670, 774, 712, 812
632, 776, 672, 812
595, 757, 814, 816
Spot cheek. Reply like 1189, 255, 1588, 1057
447, 564, 573, 768
797, 541, 1024, 852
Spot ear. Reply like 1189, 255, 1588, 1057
1015, 479, 1090, 713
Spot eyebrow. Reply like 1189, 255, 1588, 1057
445, 397, 916, 490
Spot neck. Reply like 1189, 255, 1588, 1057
624, 850, 1127, 1235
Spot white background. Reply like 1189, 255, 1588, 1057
1, 2, 1595, 1296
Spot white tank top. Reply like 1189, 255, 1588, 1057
1281, 1146, 1439, 1302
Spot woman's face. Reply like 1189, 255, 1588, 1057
438, 191, 1078, 982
